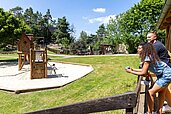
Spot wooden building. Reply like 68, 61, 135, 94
100, 44, 114, 55
18, 33, 34, 53
157, 0, 171, 51
17, 33, 48, 79
17, 33, 34, 70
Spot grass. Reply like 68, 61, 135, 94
0, 53, 140, 114
0, 53, 18, 61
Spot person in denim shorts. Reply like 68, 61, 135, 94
126, 43, 171, 114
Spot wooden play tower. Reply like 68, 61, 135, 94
17, 33, 34, 70
17, 33, 48, 79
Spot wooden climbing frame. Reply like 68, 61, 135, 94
30, 48, 47, 79
17, 33, 34, 70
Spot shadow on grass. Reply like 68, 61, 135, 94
0, 59, 18, 62
0, 59, 18, 67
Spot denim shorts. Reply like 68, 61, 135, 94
156, 77, 171, 87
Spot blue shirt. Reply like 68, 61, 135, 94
153, 41, 171, 67
144, 56, 171, 79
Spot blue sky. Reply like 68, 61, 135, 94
0, 0, 140, 39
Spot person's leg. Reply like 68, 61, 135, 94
147, 90, 153, 114
148, 83, 164, 114
165, 84, 171, 106
158, 88, 167, 114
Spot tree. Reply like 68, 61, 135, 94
87, 34, 97, 54
118, 0, 164, 53
79, 31, 88, 49
94, 24, 107, 51
96, 24, 106, 42
105, 17, 123, 53
43, 9, 53, 44
23, 7, 43, 36
23, 8, 56, 45
0, 8, 30, 48
52, 16, 74, 48
10, 6, 23, 19
24, 7, 34, 28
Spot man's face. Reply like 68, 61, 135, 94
147, 33, 156, 43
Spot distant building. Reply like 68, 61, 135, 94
100, 44, 114, 55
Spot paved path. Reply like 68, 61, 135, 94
47, 54, 138, 58
0, 62, 93, 93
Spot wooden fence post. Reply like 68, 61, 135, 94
126, 108, 133, 114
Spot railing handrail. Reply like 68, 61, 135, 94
25, 92, 137, 114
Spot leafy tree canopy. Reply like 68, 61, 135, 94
0, 8, 30, 47
118, 0, 164, 53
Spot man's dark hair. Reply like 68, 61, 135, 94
148, 31, 158, 36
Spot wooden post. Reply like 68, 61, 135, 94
45, 48, 47, 78
30, 49, 33, 79
18, 53, 21, 70
126, 108, 133, 114
144, 79, 149, 113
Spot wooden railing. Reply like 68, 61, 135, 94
25, 76, 144, 114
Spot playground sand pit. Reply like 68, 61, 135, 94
0, 61, 93, 93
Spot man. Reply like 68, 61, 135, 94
147, 32, 171, 113
147, 32, 171, 67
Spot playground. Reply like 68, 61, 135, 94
0, 33, 93, 93
0, 61, 93, 93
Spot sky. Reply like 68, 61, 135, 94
0, 0, 140, 39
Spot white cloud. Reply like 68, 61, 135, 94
88, 15, 116, 24
93, 8, 106, 13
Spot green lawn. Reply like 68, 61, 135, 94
0, 54, 140, 114
0, 53, 18, 61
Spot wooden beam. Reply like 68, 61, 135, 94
134, 76, 143, 113
166, 16, 171, 22
25, 92, 137, 114
160, 22, 171, 30
126, 108, 134, 114
163, 22, 169, 26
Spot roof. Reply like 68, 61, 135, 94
26, 34, 34, 41
157, 0, 171, 30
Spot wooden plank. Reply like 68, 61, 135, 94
25, 92, 137, 114
134, 76, 143, 113
137, 83, 145, 114
144, 80, 150, 113
135, 76, 143, 95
